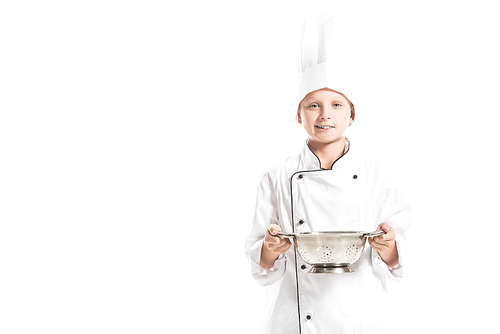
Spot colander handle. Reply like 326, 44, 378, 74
364, 230, 386, 237
276, 232, 295, 239
267, 228, 295, 239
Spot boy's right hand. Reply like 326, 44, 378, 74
264, 224, 292, 255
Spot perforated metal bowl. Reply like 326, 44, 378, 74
276, 230, 385, 274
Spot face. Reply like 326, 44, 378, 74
297, 88, 354, 146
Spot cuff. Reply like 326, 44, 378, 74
248, 239, 287, 286
371, 233, 405, 283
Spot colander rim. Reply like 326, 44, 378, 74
290, 231, 370, 235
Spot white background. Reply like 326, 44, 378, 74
1, 0, 499, 333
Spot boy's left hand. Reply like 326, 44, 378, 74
368, 222, 396, 253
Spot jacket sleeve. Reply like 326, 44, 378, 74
244, 172, 287, 286
371, 184, 412, 285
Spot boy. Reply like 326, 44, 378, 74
245, 16, 411, 334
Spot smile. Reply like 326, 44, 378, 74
315, 125, 334, 129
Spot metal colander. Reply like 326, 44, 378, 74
276, 230, 385, 274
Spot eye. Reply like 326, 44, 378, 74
308, 103, 319, 108
333, 103, 342, 107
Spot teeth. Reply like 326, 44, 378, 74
316, 125, 333, 129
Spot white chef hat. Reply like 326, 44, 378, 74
298, 15, 354, 106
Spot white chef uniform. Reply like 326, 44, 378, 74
244, 15, 411, 333
244, 139, 411, 333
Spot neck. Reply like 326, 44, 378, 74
308, 137, 346, 169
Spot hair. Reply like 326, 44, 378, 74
297, 88, 355, 121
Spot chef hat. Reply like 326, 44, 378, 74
298, 15, 353, 106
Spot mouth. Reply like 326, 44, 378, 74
315, 125, 335, 130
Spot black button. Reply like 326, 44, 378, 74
298, 220, 304, 225
306, 315, 312, 320
301, 265, 306, 270
353, 175, 358, 179
298, 174, 303, 179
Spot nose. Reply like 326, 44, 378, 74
318, 107, 331, 120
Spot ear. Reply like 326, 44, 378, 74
348, 116, 354, 127
296, 109, 302, 124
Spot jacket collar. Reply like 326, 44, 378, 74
301, 138, 351, 170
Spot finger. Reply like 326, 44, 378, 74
371, 235, 392, 246
274, 237, 290, 249
268, 224, 282, 236
370, 238, 384, 248
268, 240, 288, 253
279, 237, 292, 247
274, 240, 292, 254
368, 238, 378, 248
371, 236, 394, 251
369, 240, 386, 252
368, 238, 381, 251
369, 235, 384, 244
265, 227, 281, 244
265, 234, 280, 245
370, 237, 388, 249
376, 230, 395, 242
378, 222, 392, 234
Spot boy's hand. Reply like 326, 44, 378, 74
264, 224, 292, 255
368, 222, 399, 267
368, 222, 395, 252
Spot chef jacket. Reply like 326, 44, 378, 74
245, 139, 411, 334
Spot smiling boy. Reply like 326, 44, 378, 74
245, 16, 411, 334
